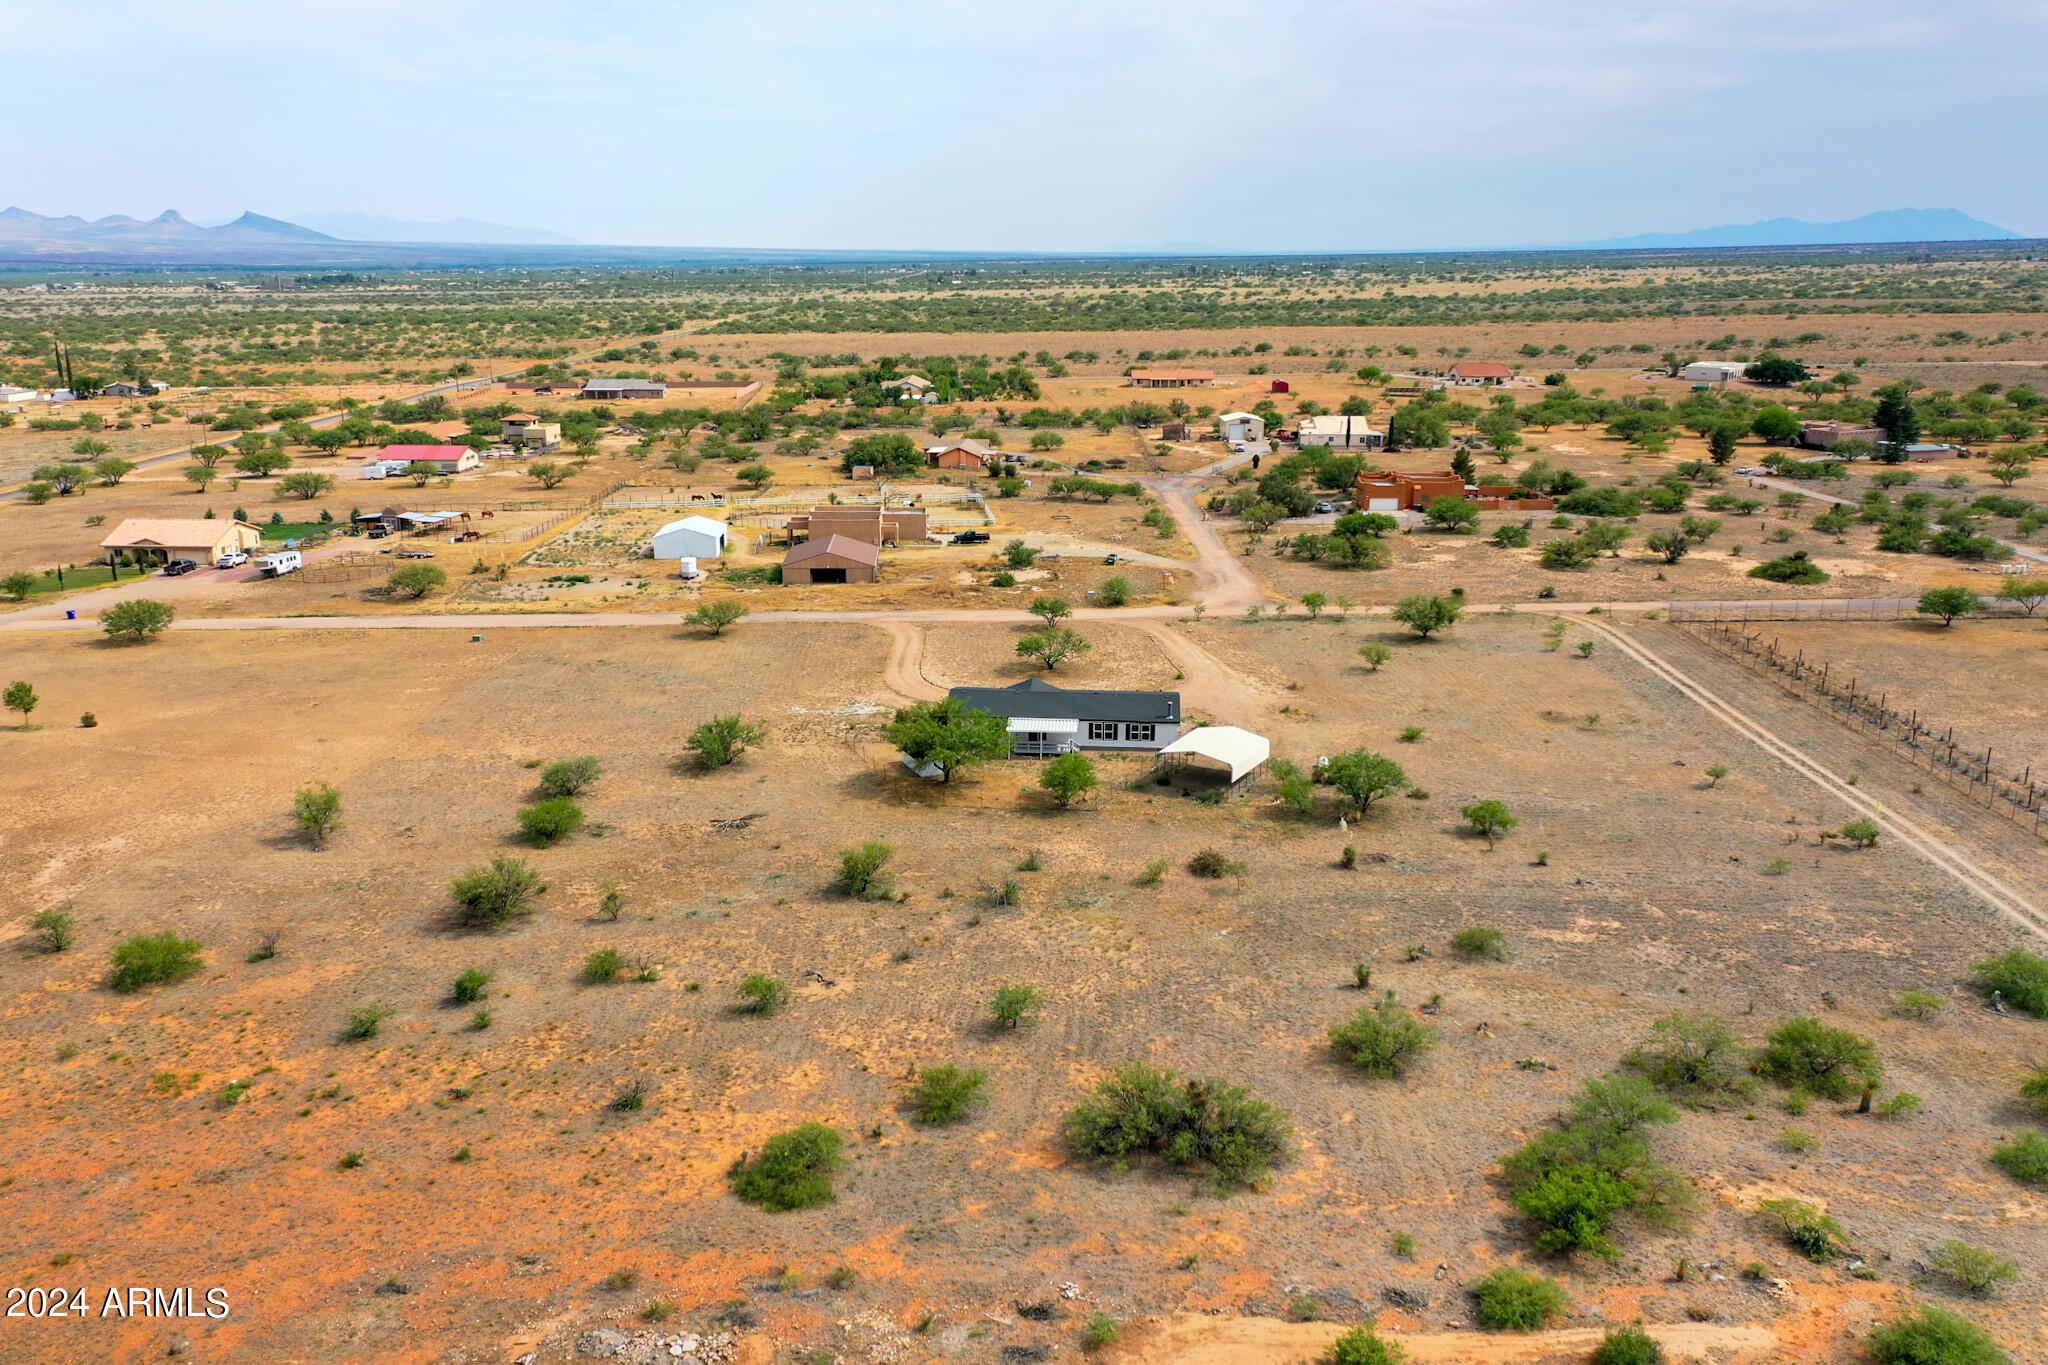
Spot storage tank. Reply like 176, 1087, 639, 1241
676, 556, 699, 580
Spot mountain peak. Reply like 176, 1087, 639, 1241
1584, 208, 2021, 251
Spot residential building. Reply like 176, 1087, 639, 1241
1446, 362, 1516, 386
1218, 411, 1265, 444
101, 380, 147, 397
0, 385, 39, 403
651, 515, 730, 560
946, 678, 1182, 757
100, 518, 262, 566
580, 378, 667, 400
785, 504, 929, 545
1129, 368, 1214, 388
1296, 414, 1385, 451
500, 414, 562, 450
1682, 360, 1748, 384
1353, 470, 1553, 512
782, 534, 879, 584
926, 438, 995, 470
361, 444, 479, 478
883, 375, 937, 403
1797, 420, 1886, 450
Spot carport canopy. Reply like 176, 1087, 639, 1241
1157, 726, 1270, 782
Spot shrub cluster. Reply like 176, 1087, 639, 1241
1062, 1062, 1292, 1193
1501, 1077, 1690, 1258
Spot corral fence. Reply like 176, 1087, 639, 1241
1672, 617, 2047, 841
601, 494, 729, 510
1667, 597, 2042, 625
296, 553, 384, 584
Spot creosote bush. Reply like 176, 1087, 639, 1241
991, 984, 1042, 1030
1082, 1313, 1121, 1353
1322, 1326, 1405, 1365
539, 755, 603, 797
30, 909, 74, 953
1328, 991, 1438, 1078
836, 841, 896, 899
1991, 1131, 2048, 1186
1469, 1266, 1569, 1331
518, 796, 586, 847
738, 973, 788, 1016
1062, 1061, 1292, 1193
1502, 1076, 1689, 1258
1755, 1198, 1847, 1262
110, 932, 204, 992
1187, 847, 1246, 879
583, 948, 627, 983
1592, 1323, 1665, 1365
452, 968, 491, 1004
1866, 1304, 2010, 1365
688, 715, 767, 768
730, 1121, 844, 1211
908, 1064, 990, 1124
343, 1003, 391, 1040
1931, 1241, 2019, 1297
293, 781, 342, 848
449, 856, 547, 928
1451, 926, 1506, 961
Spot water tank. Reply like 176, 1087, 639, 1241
677, 556, 699, 579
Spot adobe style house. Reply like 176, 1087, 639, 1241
100, 517, 262, 565
1798, 420, 1886, 450
1446, 361, 1516, 386
580, 378, 667, 400
1353, 470, 1553, 513
786, 504, 928, 545
947, 678, 1181, 758
1297, 414, 1384, 450
782, 534, 879, 584
1129, 368, 1214, 389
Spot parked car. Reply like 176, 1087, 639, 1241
953, 530, 989, 545
1103, 552, 1119, 565
162, 558, 199, 576
1314, 501, 1334, 514
365, 526, 391, 539
216, 551, 249, 569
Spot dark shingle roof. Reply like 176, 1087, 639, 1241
947, 677, 1180, 724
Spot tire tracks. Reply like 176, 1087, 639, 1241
1580, 616, 2046, 940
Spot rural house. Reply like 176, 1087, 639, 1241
946, 678, 1182, 758
785, 503, 929, 545
925, 438, 995, 471
781, 534, 879, 584
500, 414, 562, 450
1353, 470, 1553, 513
1129, 368, 1214, 388
1446, 361, 1516, 386
1681, 360, 1748, 384
1296, 414, 1385, 451
1218, 411, 1265, 443
884, 375, 937, 403
651, 515, 730, 561
360, 444, 480, 478
580, 378, 667, 400
1798, 420, 1886, 450
100, 517, 262, 566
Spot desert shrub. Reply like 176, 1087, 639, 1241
1991, 1131, 2048, 1186
1592, 1323, 1665, 1365
1322, 1327, 1404, 1365
643, 1299, 676, 1322
836, 841, 896, 899
342, 1003, 391, 1040
1971, 948, 2048, 1015
1187, 847, 1246, 879
1747, 551, 1829, 584
1755, 1198, 1847, 1262
1452, 926, 1506, 961
730, 1121, 844, 1211
687, 715, 766, 768
1931, 1241, 2019, 1297
1840, 816, 1881, 848
1269, 758, 1317, 815
30, 908, 74, 953
449, 856, 547, 928
1880, 1091, 1924, 1120
1893, 990, 1947, 1020
823, 1266, 857, 1290
1624, 1011, 1750, 1103
1097, 575, 1132, 607
1328, 991, 1439, 1077
1469, 1266, 1569, 1331
1459, 799, 1517, 847
583, 947, 627, 983
518, 797, 585, 846
1136, 857, 1169, 886
1082, 1312, 1121, 1352
1062, 1061, 1292, 1193
1503, 1076, 1687, 1257
110, 932, 203, 992
909, 1064, 990, 1124
612, 1079, 650, 1111
452, 968, 491, 1003
2021, 1069, 2048, 1117
1866, 1304, 2010, 1365
293, 782, 343, 848
539, 755, 603, 797
991, 984, 1042, 1030
1755, 1017, 1883, 1100
386, 564, 447, 599
600, 1267, 639, 1291
737, 973, 788, 1016
1039, 751, 1099, 807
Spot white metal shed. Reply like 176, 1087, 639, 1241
652, 515, 730, 560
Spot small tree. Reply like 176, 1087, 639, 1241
1097, 575, 1132, 607
518, 797, 585, 846
908, 1064, 990, 1124
1460, 799, 1517, 848
449, 856, 547, 928
737, 972, 789, 1016
1003, 539, 1040, 567
539, 755, 603, 796
730, 1122, 843, 1211
292, 781, 342, 848
110, 932, 204, 992
1972, 948, 2048, 1015
1917, 586, 1983, 626
1300, 591, 1327, 618
1645, 527, 1692, 564
183, 466, 218, 494
1755, 1017, 1883, 1101
836, 841, 896, 899
404, 461, 439, 487
1328, 991, 1439, 1077
4, 680, 38, 728
1039, 752, 1099, 807
1028, 595, 1072, 628
387, 564, 447, 599
1930, 1241, 2020, 1298
1986, 448, 2033, 487
1392, 593, 1462, 639
686, 600, 749, 635
100, 598, 176, 642
991, 984, 1043, 1030
1996, 576, 2048, 616
1357, 641, 1392, 671
279, 471, 335, 500
1324, 749, 1408, 814
92, 457, 136, 486
30, 909, 75, 953
736, 462, 774, 490
2, 572, 36, 602
1017, 626, 1092, 670
886, 698, 1011, 782
1624, 1010, 1751, 1103
527, 460, 574, 489
687, 715, 767, 768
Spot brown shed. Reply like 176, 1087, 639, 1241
782, 534, 879, 585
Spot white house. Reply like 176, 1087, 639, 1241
1681, 361, 1747, 384
1219, 411, 1265, 443
651, 515, 730, 561
1296, 414, 1385, 450
883, 375, 937, 403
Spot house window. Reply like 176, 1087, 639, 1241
1124, 723, 1156, 743
1087, 721, 1118, 742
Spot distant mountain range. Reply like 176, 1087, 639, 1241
1582, 208, 2022, 250
285, 211, 579, 245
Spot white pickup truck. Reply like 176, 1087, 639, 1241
257, 551, 303, 577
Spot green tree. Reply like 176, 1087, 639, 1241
1645, 528, 1692, 563
886, 698, 1011, 781
527, 460, 574, 489
234, 448, 292, 477
1388, 404, 1450, 449
100, 599, 176, 642
518, 797, 585, 846
836, 841, 896, 899
292, 781, 342, 848
110, 932, 205, 992
278, 470, 334, 499
1, 573, 35, 602
1996, 577, 2048, 616
841, 433, 923, 477
1358, 641, 1393, 670
1917, 586, 1983, 625
1866, 1305, 2008, 1365
1744, 356, 1811, 386
1750, 407, 1801, 444
1003, 539, 1040, 567
1756, 1017, 1883, 1101
1424, 495, 1480, 533
539, 755, 603, 796
1707, 424, 1742, 465
1324, 749, 1409, 814
1328, 991, 1439, 1077
3, 680, 38, 727
386, 564, 447, 598
736, 462, 774, 490
32, 463, 88, 495
93, 457, 136, 486
448, 856, 547, 928
1039, 752, 1099, 807
686, 600, 749, 635
1391, 593, 1462, 638
991, 984, 1043, 1029
1017, 625, 1092, 670
731, 1122, 844, 1211
1460, 799, 1517, 847
687, 714, 767, 768
184, 465, 218, 494
737, 973, 789, 1015
1028, 596, 1072, 628
1986, 448, 2033, 487
1097, 575, 1132, 607
1873, 384, 1923, 462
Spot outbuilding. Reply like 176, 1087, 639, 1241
1681, 361, 1747, 384
1156, 725, 1271, 785
580, 378, 667, 400
1218, 411, 1266, 444
100, 517, 262, 566
651, 515, 730, 561
782, 534, 879, 584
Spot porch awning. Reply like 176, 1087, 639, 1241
1006, 717, 1080, 735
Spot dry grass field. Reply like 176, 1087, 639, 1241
2, 614, 2045, 1364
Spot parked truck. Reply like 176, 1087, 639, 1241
257, 551, 303, 578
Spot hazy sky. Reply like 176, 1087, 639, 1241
7, 0, 2043, 250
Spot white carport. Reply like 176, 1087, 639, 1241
652, 515, 730, 560
1156, 726, 1270, 783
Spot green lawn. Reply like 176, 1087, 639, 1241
258, 522, 334, 541
2, 564, 133, 601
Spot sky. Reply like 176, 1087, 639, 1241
5, 0, 2045, 252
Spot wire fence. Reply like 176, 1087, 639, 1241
1673, 617, 2047, 841
296, 553, 384, 584
1667, 596, 2043, 625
